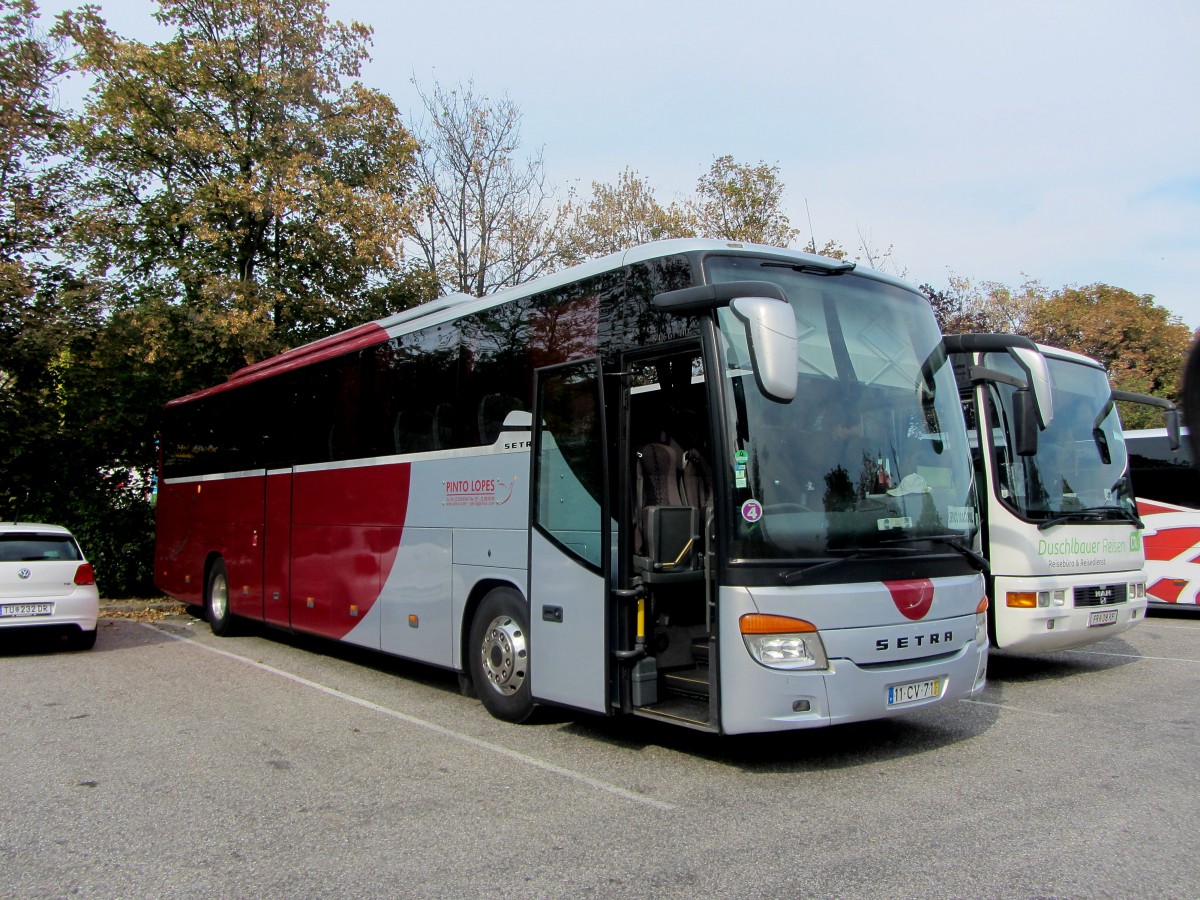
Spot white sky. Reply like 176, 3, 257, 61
38, 0, 1200, 328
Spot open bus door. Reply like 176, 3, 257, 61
528, 359, 612, 714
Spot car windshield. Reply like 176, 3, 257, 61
983, 352, 1136, 521
708, 256, 978, 562
0, 533, 83, 562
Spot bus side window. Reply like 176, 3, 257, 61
433, 403, 455, 450
478, 395, 523, 445
394, 410, 434, 454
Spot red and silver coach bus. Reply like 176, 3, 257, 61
155, 239, 989, 734
1125, 426, 1200, 607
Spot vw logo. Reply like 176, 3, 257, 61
18, 568, 31, 580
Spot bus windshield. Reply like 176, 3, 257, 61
708, 256, 977, 562
983, 352, 1136, 523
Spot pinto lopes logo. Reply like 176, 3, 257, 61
443, 476, 518, 507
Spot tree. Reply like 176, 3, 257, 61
1023, 284, 1191, 428
58, 0, 428, 376
689, 155, 800, 247
404, 78, 569, 296
924, 275, 1045, 335
0, 0, 70, 289
559, 167, 693, 262
0, 0, 96, 525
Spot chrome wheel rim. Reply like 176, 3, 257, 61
210, 572, 229, 621
479, 614, 527, 696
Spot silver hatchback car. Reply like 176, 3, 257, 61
0, 523, 100, 650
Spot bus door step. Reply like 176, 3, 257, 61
662, 664, 710, 700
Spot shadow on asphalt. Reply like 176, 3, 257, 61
157, 607, 1002, 771
985, 635, 1141, 684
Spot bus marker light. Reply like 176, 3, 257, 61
409, 614, 419, 628
740, 614, 817, 634
976, 596, 989, 614
307, 597, 315, 608
1007, 592, 1037, 608
350, 605, 359, 617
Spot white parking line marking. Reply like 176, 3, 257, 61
142, 623, 675, 812
1065, 648, 1199, 663
960, 699, 1062, 717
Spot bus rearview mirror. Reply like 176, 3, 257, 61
1008, 346, 1054, 429
730, 296, 798, 402
1165, 408, 1182, 451
1013, 388, 1039, 456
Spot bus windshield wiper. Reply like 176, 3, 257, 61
1036, 506, 1143, 531
781, 546, 923, 585
880, 533, 989, 573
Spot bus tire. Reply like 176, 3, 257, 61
206, 558, 236, 637
469, 587, 534, 723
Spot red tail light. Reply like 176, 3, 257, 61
74, 564, 96, 586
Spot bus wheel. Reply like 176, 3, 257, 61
206, 558, 235, 637
469, 588, 534, 723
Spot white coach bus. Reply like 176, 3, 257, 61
156, 240, 989, 734
946, 335, 1175, 651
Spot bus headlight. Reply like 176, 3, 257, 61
976, 596, 989, 646
740, 614, 828, 670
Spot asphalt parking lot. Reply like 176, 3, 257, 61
2, 608, 1197, 899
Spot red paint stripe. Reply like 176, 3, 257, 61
1143, 527, 1200, 561
168, 323, 389, 406
1147, 578, 1184, 603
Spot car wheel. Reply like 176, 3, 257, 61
67, 627, 97, 651
206, 558, 236, 636
469, 587, 534, 723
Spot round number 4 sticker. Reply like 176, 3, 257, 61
741, 499, 763, 523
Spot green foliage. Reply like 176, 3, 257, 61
927, 274, 1189, 430
690, 155, 800, 247
558, 156, 804, 263
1, 0, 436, 595
57, 0, 428, 364
560, 167, 694, 262
1023, 284, 1191, 430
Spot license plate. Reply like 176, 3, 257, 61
888, 677, 941, 707
1, 602, 53, 618
1088, 608, 1119, 627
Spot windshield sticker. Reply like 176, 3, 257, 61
877, 516, 913, 531
734, 449, 749, 489
947, 506, 975, 530
741, 499, 763, 523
